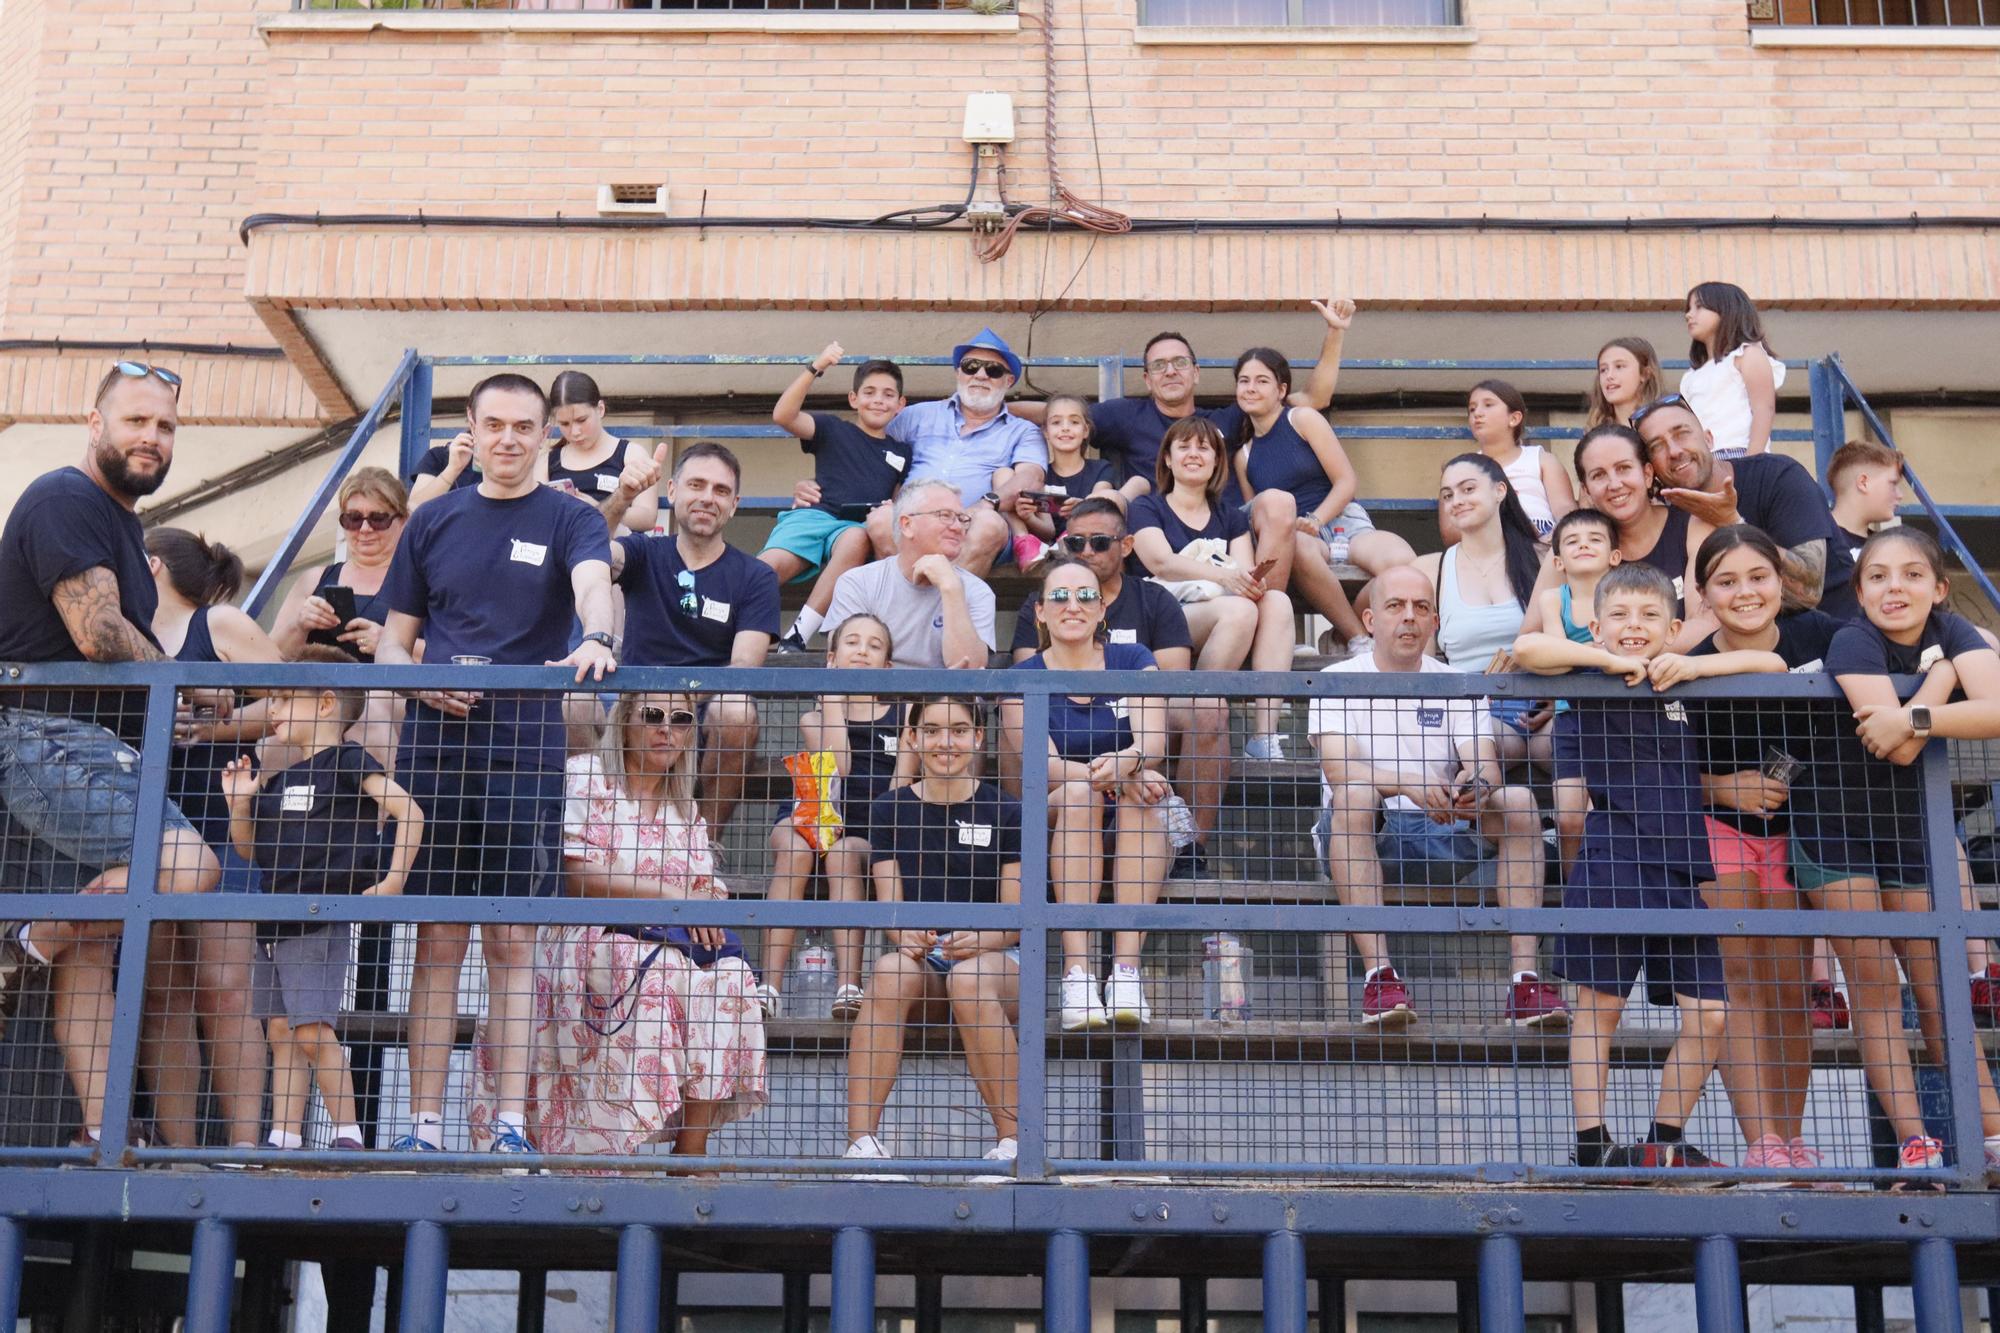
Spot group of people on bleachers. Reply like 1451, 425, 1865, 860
2, 278, 1998, 1184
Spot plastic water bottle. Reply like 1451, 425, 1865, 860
1203, 933, 1252, 1022
1326, 522, 1352, 565
1159, 794, 1198, 851
789, 934, 837, 1021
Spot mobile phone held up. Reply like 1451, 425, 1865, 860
309, 585, 360, 649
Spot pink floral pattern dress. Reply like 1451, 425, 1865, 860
469, 754, 768, 1156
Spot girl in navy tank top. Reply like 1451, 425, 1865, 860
549, 371, 657, 534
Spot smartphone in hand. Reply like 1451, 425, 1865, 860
309, 585, 360, 648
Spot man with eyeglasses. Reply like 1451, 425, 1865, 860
604, 440, 778, 832
1004, 499, 1229, 877
0, 361, 270, 1153
1634, 395, 1850, 620
822, 479, 997, 670
879, 329, 1048, 577
375, 371, 617, 1159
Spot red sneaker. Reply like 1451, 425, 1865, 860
1970, 964, 2000, 1030
1506, 975, 1570, 1029
1810, 981, 1851, 1031
1362, 966, 1415, 1027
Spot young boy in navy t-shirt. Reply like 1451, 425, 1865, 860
220, 646, 425, 1154
1516, 563, 1728, 1172
763, 343, 910, 651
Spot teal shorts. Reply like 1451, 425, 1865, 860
761, 507, 864, 581
1790, 841, 1920, 894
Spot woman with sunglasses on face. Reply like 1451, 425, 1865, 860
472, 690, 767, 1163
999, 558, 1173, 1031
1129, 417, 1296, 758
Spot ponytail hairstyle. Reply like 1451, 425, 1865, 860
145, 527, 244, 607
549, 370, 605, 410
1686, 282, 1775, 368
1586, 337, 1663, 429
1467, 379, 1527, 447
1693, 523, 1784, 592
1230, 347, 1292, 448
1441, 453, 1541, 611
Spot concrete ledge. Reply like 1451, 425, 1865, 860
1750, 24, 2000, 48
1134, 22, 1474, 44
261, 10, 1019, 38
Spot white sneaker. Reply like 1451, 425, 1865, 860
1059, 969, 1108, 1031
971, 1136, 1018, 1184
1243, 734, 1287, 762
751, 982, 781, 1019
842, 1134, 910, 1182
1105, 965, 1152, 1026
832, 984, 864, 1021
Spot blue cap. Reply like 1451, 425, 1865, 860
950, 327, 1022, 380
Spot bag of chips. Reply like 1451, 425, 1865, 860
784, 749, 844, 854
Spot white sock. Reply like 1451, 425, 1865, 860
412, 1112, 443, 1149
16, 923, 52, 967
82, 1125, 102, 1144
791, 607, 825, 642
497, 1111, 527, 1136
267, 1130, 303, 1150
1514, 971, 1536, 984
334, 1123, 363, 1145
1065, 966, 1092, 981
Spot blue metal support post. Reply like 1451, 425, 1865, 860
399, 353, 436, 482
1477, 1235, 1524, 1333
0, 1218, 21, 1332
1263, 1231, 1308, 1333
616, 1225, 662, 1333
1920, 736, 1990, 1189
1045, 1229, 1091, 1333
399, 1221, 451, 1333
1014, 690, 1052, 1180
184, 1217, 238, 1333
1910, 1238, 1963, 1333
830, 1227, 875, 1333
1807, 355, 1847, 493
1692, 1236, 1745, 1333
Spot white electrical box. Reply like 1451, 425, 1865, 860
962, 93, 1016, 145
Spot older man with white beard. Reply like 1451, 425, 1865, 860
874, 328, 1048, 577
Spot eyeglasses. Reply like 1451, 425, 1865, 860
338, 510, 400, 532
1044, 586, 1103, 605
675, 568, 698, 616
1061, 534, 1119, 554
108, 361, 184, 393
1628, 394, 1688, 429
1145, 356, 1194, 375
638, 705, 698, 729
957, 358, 1011, 380
909, 509, 974, 527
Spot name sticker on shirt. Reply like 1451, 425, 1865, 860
1046, 484, 1069, 497
1665, 702, 1689, 725
701, 598, 733, 623
1109, 628, 1138, 645
885, 451, 908, 473
1110, 698, 1130, 720
510, 539, 548, 567
1919, 644, 1946, 671
1415, 706, 1444, 729
1672, 576, 1685, 601
596, 473, 620, 493
1790, 660, 1824, 674
880, 732, 900, 756
281, 784, 316, 813
957, 821, 994, 848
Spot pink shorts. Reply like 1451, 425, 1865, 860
1704, 816, 1796, 894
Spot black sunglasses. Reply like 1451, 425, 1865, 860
1628, 394, 1688, 429
338, 510, 400, 532
958, 358, 1011, 380
639, 705, 698, 728
1061, 533, 1119, 554
109, 361, 184, 393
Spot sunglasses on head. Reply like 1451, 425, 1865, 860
338, 510, 399, 532
109, 361, 184, 393
958, 358, 1011, 380
1628, 394, 1687, 429
1044, 586, 1102, 605
638, 705, 698, 728
1061, 534, 1119, 554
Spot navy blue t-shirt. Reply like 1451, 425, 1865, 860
383, 483, 611, 766
411, 444, 479, 493
1553, 680, 1714, 885
867, 782, 1023, 905
804, 413, 909, 515
1089, 398, 1244, 492
1010, 579, 1192, 657
1730, 455, 1851, 612
617, 537, 781, 667
1040, 457, 1119, 536
1242, 409, 1335, 514
1793, 609, 1991, 882
1016, 640, 1156, 762
1816, 523, 1870, 622
1127, 492, 1250, 569
252, 743, 389, 937
1685, 610, 1842, 834
0, 467, 161, 737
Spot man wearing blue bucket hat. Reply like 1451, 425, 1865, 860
880, 327, 1048, 577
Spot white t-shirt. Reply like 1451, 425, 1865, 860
1500, 443, 1555, 538
1307, 655, 1491, 812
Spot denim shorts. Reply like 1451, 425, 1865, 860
922, 943, 1022, 974
1311, 804, 1491, 878
0, 707, 198, 891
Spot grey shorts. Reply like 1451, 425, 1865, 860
0, 708, 198, 891
253, 927, 353, 1029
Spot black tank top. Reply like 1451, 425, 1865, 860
840, 704, 903, 824
547, 443, 626, 505
1629, 505, 1693, 611
169, 607, 232, 846
313, 562, 391, 662
173, 605, 217, 664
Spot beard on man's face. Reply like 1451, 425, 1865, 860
94, 434, 169, 499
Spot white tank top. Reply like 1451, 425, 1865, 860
1499, 444, 1555, 538
1679, 342, 1786, 459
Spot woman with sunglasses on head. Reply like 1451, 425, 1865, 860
757, 612, 915, 1020
471, 689, 767, 1163
547, 371, 660, 536
999, 558, 1173, 1031
1128, 417, 1296, 758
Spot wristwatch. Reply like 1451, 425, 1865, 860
982, 490, 1002, 510
579, 631, 617, 652
1910, 705, 1932, 739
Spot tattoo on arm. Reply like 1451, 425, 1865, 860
51, 568, 165, 663
1779, 539, 1828, 612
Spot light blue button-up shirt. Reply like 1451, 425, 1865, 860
886, 396, 1048, 502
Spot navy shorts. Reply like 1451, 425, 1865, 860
1554, 864, 1725, 1003
0, 708, 200, 891
399, 748, 561, 898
